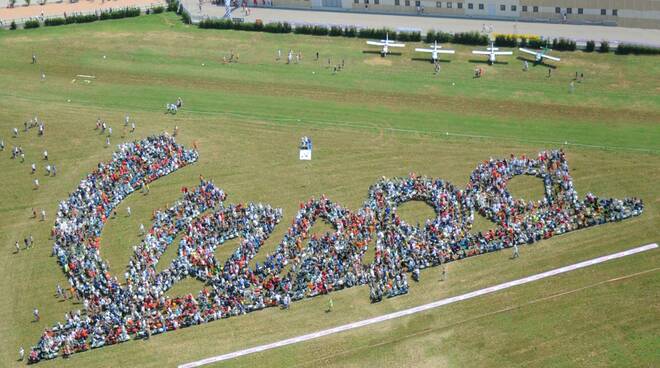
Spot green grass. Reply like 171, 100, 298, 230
0, 13, 658, 368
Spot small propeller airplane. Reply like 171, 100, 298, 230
366, 33, 406, 57
518, 46, 561, 63
472, 41, 513, 64
414, 40, 455, 62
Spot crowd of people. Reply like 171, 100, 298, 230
29, 143, 644, 363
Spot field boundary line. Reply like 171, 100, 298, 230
178, 243, 658, 368
292, 266, 660, 368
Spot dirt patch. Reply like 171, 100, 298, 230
364, 57, 392, 66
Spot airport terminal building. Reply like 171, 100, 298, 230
272, 0, 660, 29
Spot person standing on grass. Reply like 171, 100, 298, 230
127, 207, 132, 217
31, 162, 36, 174
40, 209, 46, 221
33, 308, 40, 322
34, 178, 40, 190
512, 243, 520, 259
43, 150, 48, 161
441, 263, 447, 281
19, 346, 25, 361
327, 297, 333, 312
15, 240, 20, 254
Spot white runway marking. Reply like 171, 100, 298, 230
179, 243, 658, 368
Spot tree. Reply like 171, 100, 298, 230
24, 0, 31, 6
9, 0, 16, 8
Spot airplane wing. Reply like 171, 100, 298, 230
518, 48, 538, 56
436, 50, 455, 54
493, 51, 513, 55
541, 54, 561, 61
486, 47, 499, 51
472, 51, 491, 55
367, 41, 386, 46
415, 48, 434, 53
388, 43, 406, 48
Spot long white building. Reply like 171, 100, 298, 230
271, 0, 660, 29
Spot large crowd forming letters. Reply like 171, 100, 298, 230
29, 135, 644, 363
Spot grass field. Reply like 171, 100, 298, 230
0, 13, 658, 368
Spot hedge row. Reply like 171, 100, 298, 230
99, 7, 141, 20
551, 38, 576, 51
199, 19, 292, 33
21, 6, 181, 30
615, 43, 660, 55
37, 8, 141, 28
199, 20, 422, 40
24, 19, 40, 29
426, 30, 488, 45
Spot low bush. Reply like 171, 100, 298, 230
527, 38, 545, 49
585, 40, 595, 52
599, 41, 610, 53
452, 31, 488, 45
494, 34, 517, 47
152, 6, 165, 14
180, 10, 191, 24
396, 31, 421, 42
294, 25, 329, 36
199, 18, 232, 29
262, 22, 291, 33
44, 17, 66, 26
166, 0, 179, 12
328, 26, 342, 37
615, 43, 660, 55
65, 14, 99, 24
357, 27, 390, 40
23, 19, 40, 29
343, 26, 357, 37
425, 30, 451, 43
100, 8, 141, 20
552, 37, 576, 51
10, 21, 17, 30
